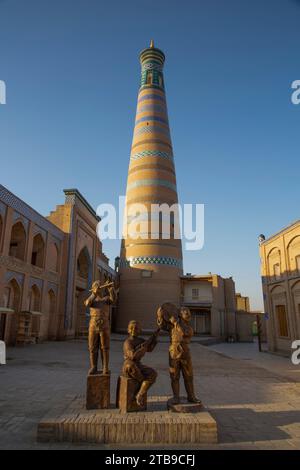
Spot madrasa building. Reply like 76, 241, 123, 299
0, 185, 115, 345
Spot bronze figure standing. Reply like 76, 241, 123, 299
157, 303, 201, 405
84, 280, 117, 375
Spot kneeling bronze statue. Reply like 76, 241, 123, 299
122, 320, 159, 407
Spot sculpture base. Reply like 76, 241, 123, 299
117, 376, 147, 413
167, 397, 203, 413
37, 395, 217, 445
86, 373, 110, 410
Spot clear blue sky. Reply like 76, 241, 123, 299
1, 0, 299, 310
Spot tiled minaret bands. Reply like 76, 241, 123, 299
116, 41, 183, 331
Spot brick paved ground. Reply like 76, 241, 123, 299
0, 339, 300, 449
208, 341, 300, 383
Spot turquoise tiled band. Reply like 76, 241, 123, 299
134, 125, 170, 138
127, 178, 177, 192
120, 256, 182, 268
130, 150, 174, 162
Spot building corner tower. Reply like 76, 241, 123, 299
116, 41, 183, 332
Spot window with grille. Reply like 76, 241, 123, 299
192, 288, 199, 299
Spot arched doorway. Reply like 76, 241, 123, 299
292, 281, 300, 339
270, 285, 290, 351
77, 248, 90, 280
31, 234, 45, 268
75, 247, 92, 337
1, 278, 21, 345
287, 236, 300, 274
27, 284, 41, 312
9, 221, 26, 260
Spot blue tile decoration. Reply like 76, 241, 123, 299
130, 150, 174, 162
48, 282, 59, 295
0, 201, 6, 217
127, 178, 177, 192
5, 270, 24, 286
120, 256, 182, 268
29, 277, 44, 290
134, 125, 170, 138
13, 211, 29, 231
65, 194, 76, 205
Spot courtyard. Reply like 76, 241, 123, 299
0, 339, 300, 450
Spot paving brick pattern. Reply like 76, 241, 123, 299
0, 339, 300, 449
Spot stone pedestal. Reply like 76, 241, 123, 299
167, 397, 203, 413
37, 395, 218, 444
116, 376, 146, 413
86, 373, 110, 410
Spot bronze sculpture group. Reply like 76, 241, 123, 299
84, 282, 201, 412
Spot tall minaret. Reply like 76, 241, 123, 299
116, 41, 183, 332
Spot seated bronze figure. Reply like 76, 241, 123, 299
121, 320, 159, 407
